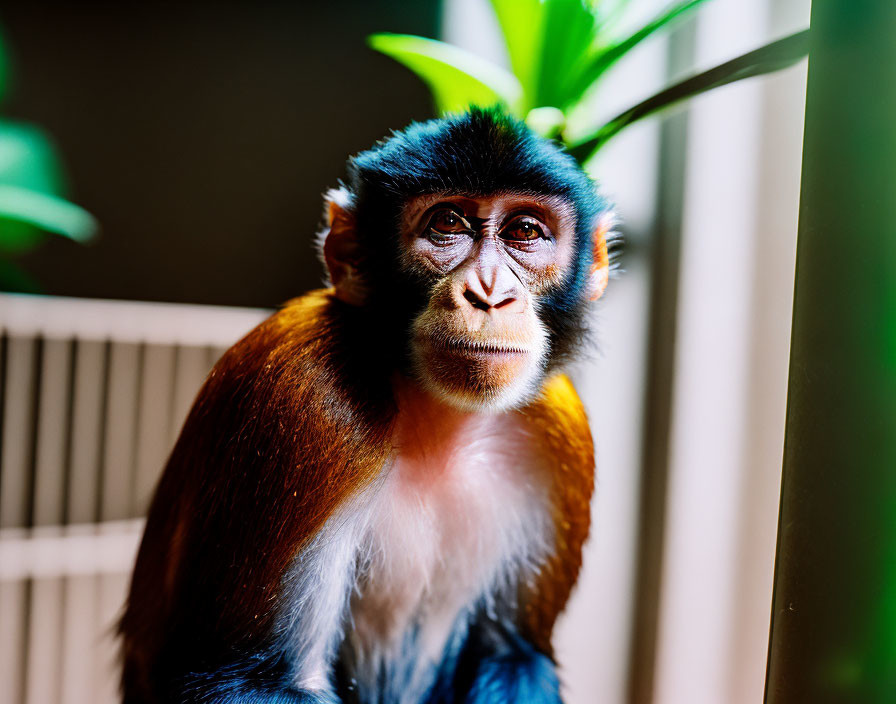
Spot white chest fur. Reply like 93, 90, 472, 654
280, 399, 555, 699
346, 411, 554, 699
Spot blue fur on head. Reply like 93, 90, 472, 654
350, 107, 599, 208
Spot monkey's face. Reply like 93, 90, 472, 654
400, 194, 578, 412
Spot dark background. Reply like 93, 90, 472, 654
2, 0, 439, 307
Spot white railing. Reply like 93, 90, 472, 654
0, 293, 267, 704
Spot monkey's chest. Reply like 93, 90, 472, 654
344, 415, 553, 698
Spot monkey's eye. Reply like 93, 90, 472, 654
424, 208, 473, 245
427, 208, 472, 233
501, 216, 546, 242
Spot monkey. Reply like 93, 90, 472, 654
118, 106, 614, 704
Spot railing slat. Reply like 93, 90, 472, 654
60, 575, 97, 704
32, 339, 71, 527
94, 573, 129, 704
101, 343, 141, 522
133, 344, 176, 514
0, 338, 38, 530
24, 578, 64, 704
0, 581, 27, 704
170, 346, 211, 448
68, 341, 107, 525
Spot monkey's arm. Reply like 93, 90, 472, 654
120, 292, 396, 703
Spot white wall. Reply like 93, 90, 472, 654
652, 1, 809, 703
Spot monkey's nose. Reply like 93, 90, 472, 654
463, 287, 519, 311
462, 273, 524, 313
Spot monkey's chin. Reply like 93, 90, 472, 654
412, 340, 546, 413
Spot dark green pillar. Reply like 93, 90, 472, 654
765, 1, 896, 702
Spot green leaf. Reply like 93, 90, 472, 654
0, 185, 97, 252
489, 0, 545, 107
532, 0, 599, 109
368, 33, 522, 115
0, 120, 76, 253
571, 0, 712, 97
492, 0, 603, 110
568, 29, 810, 162
0, 120, 64, 194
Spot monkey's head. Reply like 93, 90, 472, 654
319, 107, 613, 412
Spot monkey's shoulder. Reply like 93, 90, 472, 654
212, 289, 353, 380
521, 373, 594, 480
199, 288, 394, 431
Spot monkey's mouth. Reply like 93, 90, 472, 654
440, 338, 530, 358
414, 331, 545, 410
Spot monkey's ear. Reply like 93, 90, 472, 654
321, 188, 367, 306
587, 211, 613, 301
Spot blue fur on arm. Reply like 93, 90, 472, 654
425, 617, 563, 704
464, 634, 562, 704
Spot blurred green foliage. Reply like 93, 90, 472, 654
0, 27, 97, 291
370, 0, 809, 165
